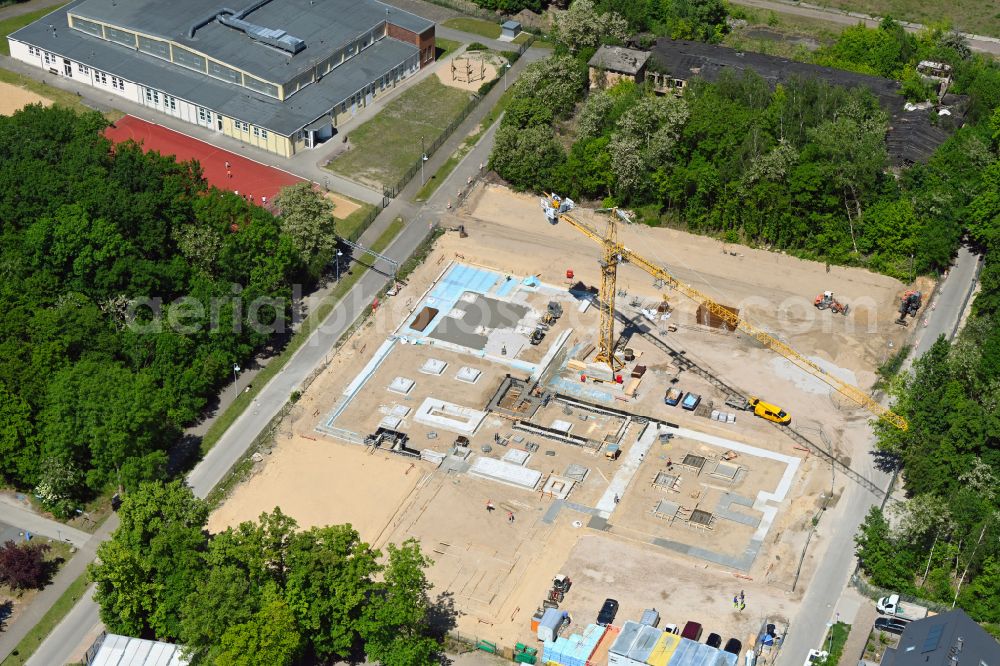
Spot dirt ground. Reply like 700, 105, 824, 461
210, 183, 917, 653
0, 81, 52, 116
436, 52, 500, 92
207, 434, 422, 542
324, 191, 362, 218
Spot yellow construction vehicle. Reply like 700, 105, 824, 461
748, 397, 791, 424
540, 193, 908, 432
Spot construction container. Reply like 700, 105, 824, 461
644, 631, 680, 666
666, 637, 737, 666
608, 621, 643, 666
555, 624, 605, 666
639, 609, 660, 627
625, 624, 662, 664
538, 608, 569, 643
588, 625, 619, 666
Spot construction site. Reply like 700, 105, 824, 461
209, 183, 931, 665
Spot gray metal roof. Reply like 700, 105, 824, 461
893, 610, 999, 666
90, 634, 187, 666
11, 2, 419, 135
67, 0, 432, 84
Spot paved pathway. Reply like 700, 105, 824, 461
0, 500, 89, 548
777, 246, 982, 665
728, 0, 1000, 55
23, 44, 546, 666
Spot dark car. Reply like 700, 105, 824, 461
597, 598, 619, 626
681, 621, 703, 641
875, 617, 909, 636
724, 638, 742, 655
706, 633, 722, 648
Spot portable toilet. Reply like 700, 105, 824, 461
538, 608, 568, 643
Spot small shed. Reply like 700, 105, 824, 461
501, 20, 522, 40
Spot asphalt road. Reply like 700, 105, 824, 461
23, 44, 543, 666
776, 245, 981, 664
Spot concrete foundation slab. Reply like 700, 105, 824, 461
456, 366, 482, 383
413, 397, 487, 435
468, 456, 542, 490
541, 475, 575, 500
388, 376, 415, 395
420, 358, 448, 375
502, 449, 531, 466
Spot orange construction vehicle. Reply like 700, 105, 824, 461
814, 291, 849, 315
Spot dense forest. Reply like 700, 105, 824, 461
854, 111, 1000, 631
490, 15, 1000, 278
90, 481, 442, 665
0, 106, 328, 515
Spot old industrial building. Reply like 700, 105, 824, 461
8, 0, 435, 157
647, 39, 965, 165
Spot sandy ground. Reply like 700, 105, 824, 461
0, 82, 52, 116
209, 182, 915, 652
437, 53, 500, 92
324, 191, 362, 218
207, 433, 422, 542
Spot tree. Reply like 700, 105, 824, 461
0, 383, 39, 485
362, 540, 440, 666
0, 540, 51, 591
512, 57, 586, 120
215, 591, 303, 666
554, 0, 628, 53
33, 457, 87, 519
284, 524, 381, 660
273, 182, 337, 277
957, 555, 1000, 622
855, 507, 915, 590
90, 481, 208, 639
490, 124, 565, 191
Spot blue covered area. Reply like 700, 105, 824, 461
405, 264, 502, 336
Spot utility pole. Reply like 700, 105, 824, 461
420, 135, 427, 185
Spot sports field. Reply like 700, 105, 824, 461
103, 115, 303, 202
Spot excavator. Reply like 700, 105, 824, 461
540, 193, 908, 431
895, 290, 922, 326
814, 291, 849, 315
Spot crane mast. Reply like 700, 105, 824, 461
540, 193, 908, 431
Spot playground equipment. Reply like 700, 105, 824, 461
452, 54, 486, 84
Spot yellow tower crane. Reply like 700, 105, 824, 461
540, 193, 908, 431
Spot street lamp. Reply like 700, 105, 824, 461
420, 135, 428, 185
233, 363, 240, 389
336, 250, 344, 281
826, 622, 834, 653
504, 62, 512, 91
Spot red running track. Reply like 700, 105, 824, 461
104, 115, 304, 203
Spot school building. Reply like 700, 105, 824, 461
8, 0, 435, 157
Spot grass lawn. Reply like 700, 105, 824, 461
325, 76, 472, 189
371, 217, 405, 253
806, 0, 1000, 38
0, 4, 68, 56
819, 621, 851, 665
415, 86, 515, 202
0, 67, 122, 121
436, 37, 463, 60
443, 17, 501, 40
512, 32, 532, 45
0, 571, 89, 666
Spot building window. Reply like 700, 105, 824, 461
260, 129, 268, 139
71, 17, 103, 37
252, 126, 260, 137
234, 120, 248, 132
198, 107, 209, 123
172, 46, 207, 73
104, 26, 137, 47
43, 52, 51, 65
97, 71, 107, 85
28, 46, 36, 56
164, 95, 176, 110
208, 60, 241, 85
78, 63, 89, 74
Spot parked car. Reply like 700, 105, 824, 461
724, 638, 742, 655
874, 617, 909, 636
803, 649, 829, 666
597, 598, 619, 626
663, 623, 679, 635
682, 621, 703, 641
706, 633, 722, 648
